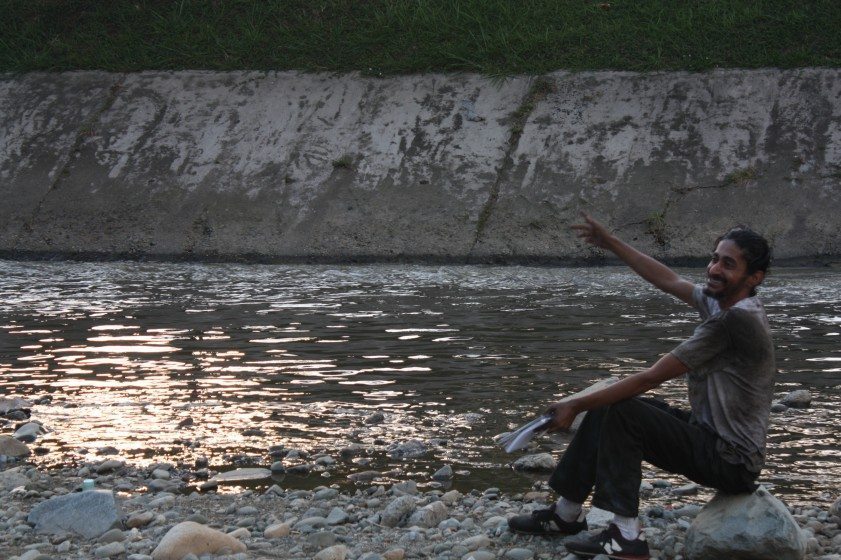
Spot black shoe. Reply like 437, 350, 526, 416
508, 507, 587, 536
565, 523, 650, 560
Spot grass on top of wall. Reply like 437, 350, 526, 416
2, 0, 840, 74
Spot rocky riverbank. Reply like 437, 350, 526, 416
1, 456, 840, 560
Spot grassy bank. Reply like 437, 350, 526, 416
2, 0, 841, 74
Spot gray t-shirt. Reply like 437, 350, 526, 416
670, 286, 775, 472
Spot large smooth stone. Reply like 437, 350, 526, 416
0, 434, 31, 457
28, 490, 121, 539
780, 389, 811, 409
380, 495, 417, 528
407, 501, 448, 528
432, 465, 453, 481
0, 466, 30, 491
314, 544, 348, 560
386, 440, 428, 459
685, 487, 807, 560
831, 497, 841, 517
151, 521, 246, 560
13, 421, 45, 442
0, 397, 32, 414
512, 453, 556, 472
209, 467, 272, 483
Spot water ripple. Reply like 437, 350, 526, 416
0, 261, 839, 504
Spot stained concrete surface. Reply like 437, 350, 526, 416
1, 69, 839, 263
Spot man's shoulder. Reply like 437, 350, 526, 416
692, 285, 720, 318
721, 297, 772, 337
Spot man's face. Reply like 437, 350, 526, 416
703, 239, 760, 303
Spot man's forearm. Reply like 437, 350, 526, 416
571, 212, 695, 304
565, 354, 689, 416
602, 233, 694, 304
603, 235, 683, 289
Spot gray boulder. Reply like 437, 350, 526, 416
28, 489, 121, 539
685, 487, 806, 560
380, 495, 417, 528
0, 397, 32, 415
13, 421, 46, 442
364, 412, 385, 425
0, 466, 30, 491
512, 453, 556, 472
432, 465, 453, 481
210, 467, 271, 483
407, 501, 448, 528
780, 389, 811, 409
387, 440, 428, 459
0, 434, 31, 457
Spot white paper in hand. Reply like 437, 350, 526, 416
496, 414, 553, 453
497, 377, 619, 453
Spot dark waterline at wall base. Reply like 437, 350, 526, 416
2, 250, 840, 269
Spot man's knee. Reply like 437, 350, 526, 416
600, 398, 664, 437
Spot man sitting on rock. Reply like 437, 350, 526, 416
508, 213, 774, 560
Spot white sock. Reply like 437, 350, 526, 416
613, 514, 640, 540
554, 497, 583, 523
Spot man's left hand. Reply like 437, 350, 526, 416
544, 400, 579, 433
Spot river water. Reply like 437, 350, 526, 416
0, 261, 838, 506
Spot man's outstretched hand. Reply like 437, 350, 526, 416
570, 212, 613, 249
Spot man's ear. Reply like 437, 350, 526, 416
748, 270, 765, 289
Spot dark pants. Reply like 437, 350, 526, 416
547, 397, 758, 517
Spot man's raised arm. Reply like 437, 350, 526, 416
571, 212, 695, 306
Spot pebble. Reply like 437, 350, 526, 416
461, 534, 491, 550
307, 530, 337, 549
463, 551, 495, 560
97, 459, 124, 474
432, 465, 454, 481
0, 456, 836, 560
18, 551, 49, 560
326, 507, 350, 525
98, 528, 126, 543
505, 547, 535, 560
265, 522, 291, 538
383, 548, 405, 560
511, 453, 555, 472
781, 389, 812, 408
228, 527, 250, 539
364, 412, 385, 424
315, 487, 340, 500
314, 544, 348, 560
151, 468, 170, 480
294, 516, 328, 532
673, 483, 700, 496
94, 541, 126, 557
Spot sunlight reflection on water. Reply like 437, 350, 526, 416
0, 261, 839, 504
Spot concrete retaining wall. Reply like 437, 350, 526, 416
2, 69, 840, 263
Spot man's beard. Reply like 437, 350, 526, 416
702, 286, 725, 300
702, 274, 727, 300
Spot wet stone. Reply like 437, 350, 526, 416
314, 488, 340, 500
307, 530, 337, 549
94, 541, 125, 557
505, 547, 535, 560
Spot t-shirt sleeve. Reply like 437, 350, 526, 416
670, 315, 731, 371
691, 285, 714, 319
